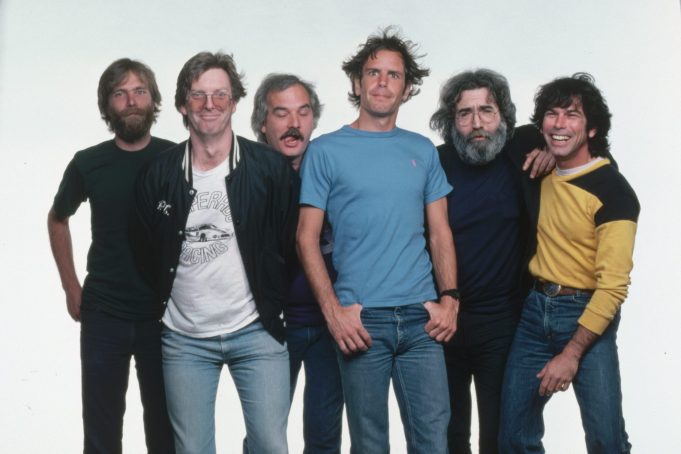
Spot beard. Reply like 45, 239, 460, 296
107, 106, 156, 143
451, 121, 508, 166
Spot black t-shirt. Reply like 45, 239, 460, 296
52, 137, 175, 320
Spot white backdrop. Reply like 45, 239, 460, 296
1, 1, 680, 452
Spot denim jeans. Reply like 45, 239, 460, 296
162, 321, 290, 454
80, 308, 174, 454
287, 323, 344, 454
337, 303, 449, 454
499, 290, 631, 453
444, 310, 518, 454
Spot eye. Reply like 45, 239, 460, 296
214, 91, 230, 101
190, 91, 206, 100
389, 72, 400, 79
112, 90, 125, 98
299, 106, 311, 116
456, 110, 471, 119
134, 88, 148, 96
273, 110, 288, 118
480, 106, 494, 113
367, 69, 379, 76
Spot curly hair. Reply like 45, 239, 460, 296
531, 72, 611, 156
175, 51, 246, 128
341, 26, 429, 107
429, 69, 516, 144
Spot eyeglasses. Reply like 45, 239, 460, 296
454, 106, 499, 126
187, 91, 232, 110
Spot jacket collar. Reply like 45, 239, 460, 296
182, 131, 241, 185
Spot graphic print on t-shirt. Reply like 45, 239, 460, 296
179, 190, 235, 265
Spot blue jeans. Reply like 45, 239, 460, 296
162, 321, 290, 454
337, 303, 449, 454
287, 323, 344, 454
80, 308, 174, 454
499, 290, 631, 453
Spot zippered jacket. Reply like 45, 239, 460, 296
130, 136, 299, 342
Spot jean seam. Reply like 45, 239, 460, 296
392, 359, 416, 449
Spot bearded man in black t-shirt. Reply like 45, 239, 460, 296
48, 58, 175, 454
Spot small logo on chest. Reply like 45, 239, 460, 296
156, 201, 172, 216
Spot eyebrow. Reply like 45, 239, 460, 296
272, 104, 311, 112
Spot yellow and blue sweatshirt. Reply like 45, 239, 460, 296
529, 158, 640, 335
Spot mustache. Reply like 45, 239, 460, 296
466, 131, 492, 141
280, 127, 304, 141
121, 107, 147, 117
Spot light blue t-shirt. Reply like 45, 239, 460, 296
300, 125, 452, 308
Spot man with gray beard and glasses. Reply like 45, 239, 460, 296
429, 69, 552, 454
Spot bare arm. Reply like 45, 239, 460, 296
423, 197, 459, 343
296, 206, 371, 355
537, 325, 599, 396
47, 208, 82, 321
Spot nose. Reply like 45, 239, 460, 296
204, 94, 215, 110
471, 109, 482, 129
378, 72, 388, 87
126, 91, 137, 106
553, 112, 567, 129
289, 112, 300, 128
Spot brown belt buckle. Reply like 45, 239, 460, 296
543, 282, 562, 297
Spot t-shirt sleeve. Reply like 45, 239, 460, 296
424, 141, 453, 205
52, 157, 86, 219
299, 142, 331, 211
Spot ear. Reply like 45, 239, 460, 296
353, 77, 361, 98
179, 105, 187, 116
401, 83, 412, 102
261, 124, 267, 134
588, 128, 596, 138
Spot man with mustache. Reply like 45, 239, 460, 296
429, 69, 551, 454
252, 73, 344, 453
499, 73, 638, 453
298, 29, 458, 453
48, 58, 175, 453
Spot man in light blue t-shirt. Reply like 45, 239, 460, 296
298, 28, 460, 454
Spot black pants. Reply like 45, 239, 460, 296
444, 311, 518, 454
80, 308, 175, 454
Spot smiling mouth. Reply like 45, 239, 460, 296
550, 134, 570, 142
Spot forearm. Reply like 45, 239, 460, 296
47, 209, 81, 293
429, 234, 457, 292
296, 233, 341, 319
562, 324, 599, 361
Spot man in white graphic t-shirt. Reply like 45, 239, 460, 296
131, 51, 298, 454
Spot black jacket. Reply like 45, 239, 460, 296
130, 136, 299, 342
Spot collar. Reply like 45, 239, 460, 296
182, 131, 240, 186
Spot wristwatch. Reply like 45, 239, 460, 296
439, 288, 460, 300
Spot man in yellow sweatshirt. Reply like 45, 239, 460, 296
499, 73, 638, 453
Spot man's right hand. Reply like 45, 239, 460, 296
65, 285, 83, 322
327, 303, 372, 355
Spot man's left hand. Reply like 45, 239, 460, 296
523, 148, 555, 179
537, 351, 579, 396
424, 296, 459, 343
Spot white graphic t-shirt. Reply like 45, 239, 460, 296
163, 159, 258, 338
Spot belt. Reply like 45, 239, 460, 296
533, 280, 593, 298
